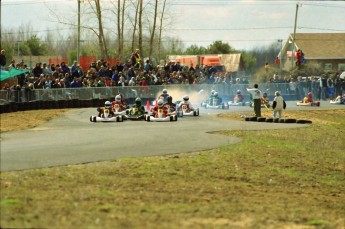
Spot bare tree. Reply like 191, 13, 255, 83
131, 0, 140, 53
138, 0, 143, 56
116, 0, 126, 57
94, 0, 108, 58
158, 0, 167, 60
148, 0, 158, 57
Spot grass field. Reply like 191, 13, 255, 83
1, 109, 345, 229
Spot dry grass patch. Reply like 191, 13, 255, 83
1, 109, 345, 229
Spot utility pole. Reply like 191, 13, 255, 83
0, 1, 2, 51
278, 39, 283, 73
77, 0, 81, 64
291, 3, 300, 69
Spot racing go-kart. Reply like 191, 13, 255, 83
90, 108, 124, 122
177, 103, 199, 117
146, 108, 178, 122
125, 107, 147, 121
201, 97, 229, 109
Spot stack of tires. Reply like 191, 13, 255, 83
244, 116, 312, 124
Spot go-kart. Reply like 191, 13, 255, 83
112, 103, 129, 119
90, 108, 123, 122
296, 101, 320, 106
177, 103, 199, 117
201, 98, 229, 109
146, 108, 177, 122
228, 101, 251, 106
330, 96, 344, 105
125, 107, 147, 121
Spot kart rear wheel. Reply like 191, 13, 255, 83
92, 116, 97, 122
90, 116, 93, 122
146, 115, 151, 122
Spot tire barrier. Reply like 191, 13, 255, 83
257, 117, 266, 122
0, 97, 118, 114
296, 119, 312, 124
244, 117, 311, 124
265, 118, 274, 123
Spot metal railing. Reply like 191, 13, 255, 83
0, 83, 297, 103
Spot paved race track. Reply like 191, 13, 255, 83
1, 101, 343, 171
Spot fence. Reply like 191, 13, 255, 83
0, 83, 298, 104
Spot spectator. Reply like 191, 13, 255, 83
272, 91, 286, 119
320, 74, 328, 100
32, 63, 43, 77
247, 83, 263, 117
0, 50, 6, 70
327, 76, 335, 99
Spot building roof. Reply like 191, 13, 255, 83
290, 33, 345, 59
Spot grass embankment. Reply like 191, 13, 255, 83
1, 109, 345, 228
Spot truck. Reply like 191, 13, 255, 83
166, 55, 226, 74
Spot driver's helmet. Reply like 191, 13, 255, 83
162, 89, 168, 94
115, 94, 121, 101
167, 96, 173, 103
211, 90, 215, 95
105, 101, 111, 109
157, 99, 164, 107
183, 95, 189, 101
237, 90, 241, 94
214, 92, 218, 97
135, 97, 142, 105
263, 92, 267, 97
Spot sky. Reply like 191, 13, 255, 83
1, 0, 345, 51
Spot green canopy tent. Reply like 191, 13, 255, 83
0, 68, 29, 82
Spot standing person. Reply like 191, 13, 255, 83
0, 50, 6, 70
247, 83, 263, 117
272, 91, 286, 119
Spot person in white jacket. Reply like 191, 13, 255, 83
272, 91, 286, 118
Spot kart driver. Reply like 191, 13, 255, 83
112, 94, 127, 112
151, 99, 168, 118
158, 88, 169, 103
208, 90, 216, 105
97, 101, 115, 118
234, 90, 244, 103
164, 95, 176, 115
178, 95, 194, 112
261, 92, 270, 107
129, 97, 146, 116
212, 92, 222, 106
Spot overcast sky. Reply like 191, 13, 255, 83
2, 0, 345, 51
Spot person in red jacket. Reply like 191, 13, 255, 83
97, 101, 115, 118
112, 94, 127, 112
151, 99, 168, 118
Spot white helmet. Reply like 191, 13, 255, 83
115, 95, 121, 101
214, 92, 218, 97
158, 99, 164, 107
211, 90, 215, 95
105, 101, 111, 108
162, 89, 168, 94
237, 90, 241, 94
183, 95, 189, 101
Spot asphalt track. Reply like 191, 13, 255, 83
1, 101, 343, 172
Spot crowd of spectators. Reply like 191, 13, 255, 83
267, 73, 345, 101
1, 51, 344, 102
